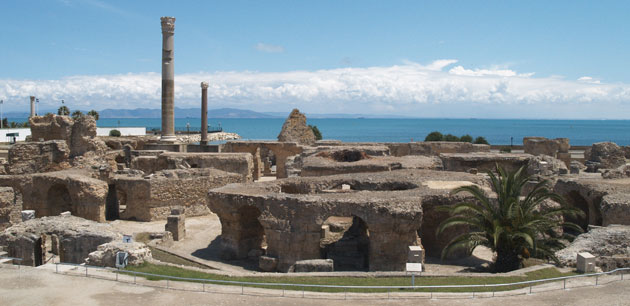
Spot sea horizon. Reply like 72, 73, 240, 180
8, 117, 628, 146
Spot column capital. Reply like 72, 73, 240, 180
160, 16, 176, 34
201, 82, 209, 89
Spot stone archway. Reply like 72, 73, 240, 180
47, 184, 73, 216
234, 206, 266, 259
565, 191, 601, 231
320, 215, 370, 271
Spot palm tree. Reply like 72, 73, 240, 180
437, 165, 583, 272
71, 110, 83, 120
57, 106, 70, 116
87, 110, 99, 120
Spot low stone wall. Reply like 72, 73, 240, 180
388, 142, 490, 157
222, 141, 303, 179
114, 168, 246, 221
440, 153, 532, 173
0, 187, 21, 231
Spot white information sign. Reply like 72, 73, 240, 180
406, 262, 422, 272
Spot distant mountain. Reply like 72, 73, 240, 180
100, 108, 280, 119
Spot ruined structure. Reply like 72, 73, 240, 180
0, 215, 118, 266
556, 225, 630, 271
277, 109, 316, 145
523, 137, 571, 166
584, 141, 627, 171
200, 82, 209, 145
0, 187, 20, 231
113, 168, 245, 221
207, 169, 488, 272
160, 16, 176, 142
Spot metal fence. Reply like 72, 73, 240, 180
40, 262, 629, 300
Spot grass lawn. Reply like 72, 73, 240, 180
124, 263, 577, 293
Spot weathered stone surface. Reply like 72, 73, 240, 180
523, 137, 570, 158
165, 213, 185, 241
29, 114, 74, 142
554, 177, 630, 228
70, 115, 107, 157
388, 142, 490, 157
585, 142, 626, 171
21, 210, 35, 222
207, 169, 488, 272
222, 141, 304, 179
114, 168, 245, 221
0, 215, 118, 266
290, 153, 442, 177
556, 225, 630, 271
86, 241, 152, 267
277, 109, 316, 145
526, 155, 568, 177
570, 161, 586, 174
0, 187, 21, 231
7, 140, 70, 174
259, 255, 278, 272
440, 153, 532, 173
602, 165, 630, 179
293, 259, 334, 272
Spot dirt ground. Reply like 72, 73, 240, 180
1, 266, 629, 306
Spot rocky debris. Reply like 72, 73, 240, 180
623, 146, 630, 159
602, 165, 630, 179
101, 136, 157, 150
175, 133, 240, 144
0, 215, 118, 266
570, 161, 586, 174
259, 256, 279, 272
277, 109, 316, 145
21, 210, 35, 222
526, 155, 568, 177
86, 241, 152, 267
0, 187, 21, 231
556, 225, 630, 271
7, 140, 70, 174
585, 142, 626, 171
292, 259, 334, 272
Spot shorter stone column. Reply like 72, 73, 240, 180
165, 208, 185, 241
200, 82, 209, 145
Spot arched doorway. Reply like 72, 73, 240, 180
320, 215, 370, 271
236, 206, 266, 259
47, 184, 72, 216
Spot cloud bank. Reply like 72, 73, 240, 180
1, 60, 629, 118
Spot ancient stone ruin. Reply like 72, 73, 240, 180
277, 109, 316, 145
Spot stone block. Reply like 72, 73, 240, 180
293, 259, 334, 272
165, 214, 185, 241
259, 255, 278, 272
408, 245, 424, 263
21, 210, 35, 222
577, 252, 596, 273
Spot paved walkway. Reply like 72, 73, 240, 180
2, 264, 629, 306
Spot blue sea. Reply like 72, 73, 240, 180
11, 117, 630, 146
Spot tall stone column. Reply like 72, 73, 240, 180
200, 82, 209, 145
30, 96, 35, 117
160, 16, 176, 142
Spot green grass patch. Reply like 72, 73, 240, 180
123, 263, 577, 293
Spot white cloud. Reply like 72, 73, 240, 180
254, 43, 285, 53
1, 60, 629, 118
578, 76, 601, 84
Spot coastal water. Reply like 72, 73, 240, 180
97, 118, 629, 146
11, 117, 630, 145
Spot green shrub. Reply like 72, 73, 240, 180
473, 136, 489, 145
443, 134, 460, 142
460, 134, 473, 143
109, 129, 121, 137
309, 125, 322, 140
424, 131, 443, 141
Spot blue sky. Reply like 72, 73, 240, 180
1, 0, 630, 118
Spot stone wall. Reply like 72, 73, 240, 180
7, 140, 70, 174
523, 137, 571, 166
222, 141, 304, 179
0, 187, 21, 231
440, 153, 532, 173
388, 142, 491, 157
28, 114, 107, 158
113, 168, 246, 221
